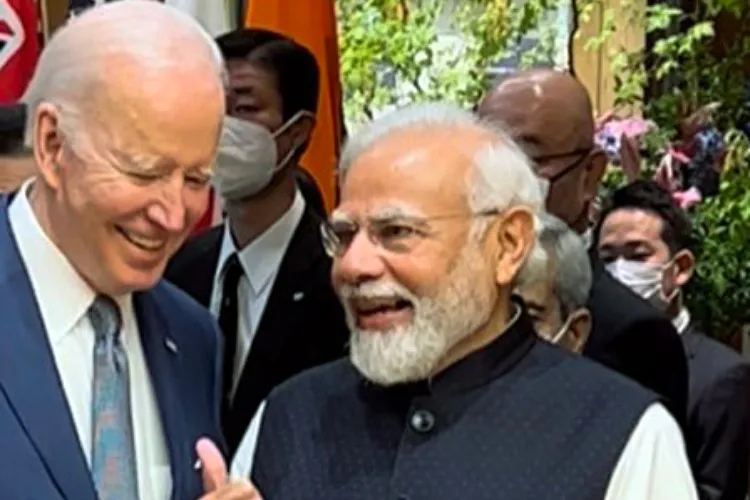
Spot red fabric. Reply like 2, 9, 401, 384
0, 0, 39, 104
190, 186, 216, 237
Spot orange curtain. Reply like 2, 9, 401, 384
245, 0, 342, 213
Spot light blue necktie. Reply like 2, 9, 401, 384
89, 296, 139, 500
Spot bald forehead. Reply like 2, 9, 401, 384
478, 71, 595, 155
341, 125, 494, 213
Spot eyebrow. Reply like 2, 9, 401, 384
330, 205, 426, 224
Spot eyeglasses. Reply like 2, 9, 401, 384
533, 148, 592, 183
320, 210, 499, 258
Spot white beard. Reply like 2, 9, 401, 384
338, 244, 495, 386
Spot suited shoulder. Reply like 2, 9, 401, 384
149, 279, 220, 345
165, 226, 223, 278
537, 341, 661, 399
686, 330, 749, 377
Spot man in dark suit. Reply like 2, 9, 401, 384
597, 179, 750, 500
0, 3, 261, 499
477, 69, 688, 425
165, 28, 348, 458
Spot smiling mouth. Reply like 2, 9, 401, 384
116, 226, 167, 252
351, 296, 414, 330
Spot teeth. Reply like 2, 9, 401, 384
122, 230, 165, 251
354, 297, 403, 312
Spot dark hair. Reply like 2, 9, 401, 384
595, 179, 693, 254
216, 28, 320, 121
0, 104, 27, 156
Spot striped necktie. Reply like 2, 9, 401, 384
89, 295, 139, 500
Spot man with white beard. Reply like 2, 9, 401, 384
230, 103, 697, 499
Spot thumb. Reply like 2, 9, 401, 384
196, 437, 227, 492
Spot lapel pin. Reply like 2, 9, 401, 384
293, 292, 305, 302
165, 338, 178, 354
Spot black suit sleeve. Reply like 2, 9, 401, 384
592, 316, 689, 427
691, 363, 750, 500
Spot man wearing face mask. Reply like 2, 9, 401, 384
516, 213, 593, 353
165, 28, 349, 458
477, 69, 689, 427
597, 180, 750, 500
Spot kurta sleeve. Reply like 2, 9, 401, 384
605, 403, 698, 500
230, 400, 267, 479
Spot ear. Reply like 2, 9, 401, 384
33, 103, 65, 191
494, 206, 535, 287
673, 249, 695, 287
290, 113, 316, 149
582, 149, 607, 204
565, 308, 592, 354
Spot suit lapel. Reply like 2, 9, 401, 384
134, 291, 191, 500
233, 208, 324, 397
681, 323, 703, 360
0, 195, 96, 500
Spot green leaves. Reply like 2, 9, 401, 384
338, 0, 565, 126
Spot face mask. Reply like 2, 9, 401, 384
605, 258, 677, 310
550, 315, 573, 344
213, 111, 311, 201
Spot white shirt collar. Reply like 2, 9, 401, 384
216, 189, 305, 294
672, 307, 691, 335
8, 180, 131, 344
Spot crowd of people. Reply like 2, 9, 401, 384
0, 1, 749, 499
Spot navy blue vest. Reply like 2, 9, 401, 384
252, 311, 658, 500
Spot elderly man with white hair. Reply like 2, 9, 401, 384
0, 2, 259, 499
231, 103, 697, 499
516, 212, 594, 353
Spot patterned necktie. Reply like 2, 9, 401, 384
89, 296, 139, 500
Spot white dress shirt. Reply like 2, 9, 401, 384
210, 189, 305, 397
673, 307, 691, 335
9, 181, 171, 500
232, 401, 696, 499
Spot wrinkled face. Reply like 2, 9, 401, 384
330, 128, 530, 385
597, 208, 693, 303
33, 60, 224, 296
515, 261, 564, 339
478, 80, 605, 233
514, 258, 591, 353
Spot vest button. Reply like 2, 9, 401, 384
410, 409, 435, 433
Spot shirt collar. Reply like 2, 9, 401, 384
673, 307, 691, 335
8, 180, 131, 343
216, 189, 306, 294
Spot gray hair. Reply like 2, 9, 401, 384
339, 102, 548, 285
22, 0, 226, 150
534, 212, 592, 317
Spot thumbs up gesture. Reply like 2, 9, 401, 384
196, 438, 263, 499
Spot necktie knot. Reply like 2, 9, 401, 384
88, 295, 122, 345
222, 254, 244, 291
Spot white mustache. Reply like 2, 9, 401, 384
338, 280, 417, 303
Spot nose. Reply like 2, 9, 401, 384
332, 230, 386, 286
147, 180, 188, 233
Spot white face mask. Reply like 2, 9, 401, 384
212, 111, 311, 201
550, 315, 573, 344
605, 258, 676, 310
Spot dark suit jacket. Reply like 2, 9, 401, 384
583, 253, 689, 426
165, 206, 349, 457
683, 324, 750, 500
0, 195, 223, 500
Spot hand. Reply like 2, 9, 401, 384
196, 438, 263, 499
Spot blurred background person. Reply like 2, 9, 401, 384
516, 212, 592, 353
596, 179, 750, 500
166, 28, 348, 459
477, 69, 688, 426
